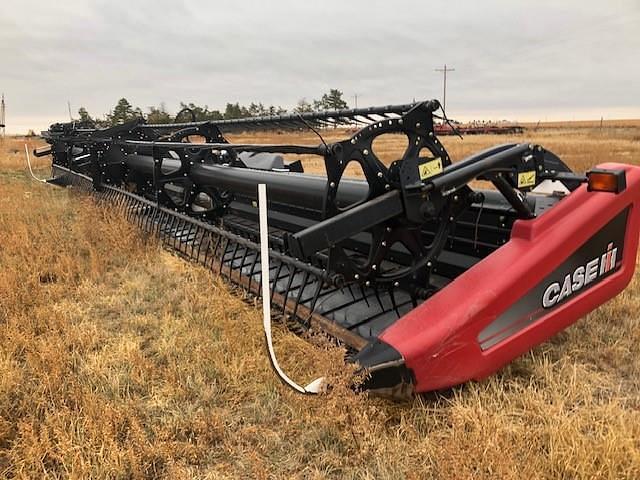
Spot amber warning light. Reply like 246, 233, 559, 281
587, 169, 626, 193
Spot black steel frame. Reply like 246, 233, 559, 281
38, 99, 582, 341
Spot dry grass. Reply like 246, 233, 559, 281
227, 123, 640, 177
0, 125, 639, 479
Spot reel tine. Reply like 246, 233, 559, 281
270, 261, 284, 304
187, 224, 195, 256
228, 241, 240, 276
238, 244, 250, 275
359, 284, 370, 308
162, 213, 173, 239
218, 237, 231, 274
129, 198, 138, 221
202, 232, 211, 265
175, 217, 184, 250
373, 287, 385, 312
169, 215, 178, 248
140, 204, 148, 231
282, 266, 297, 314
186, 222, 195, 257
191, 223, 200, 257
389, 287, 400, 317
135, 204, 144, 228
169, 214, 179, 238
293, 270, 310, 320
124, 197, 133, 220
157, 210, 168, 238
256, 251, 263, 298
248, 249, 260, 293
308, 279, 324, 316
211, 233, 223, 270
347, 284, 357, 302
195, 225, 205, 261
148, 206, 158, 235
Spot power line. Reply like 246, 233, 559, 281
434, 64, 455, 111
0, 94, 5, 138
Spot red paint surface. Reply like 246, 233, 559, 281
381, 163, 640, 392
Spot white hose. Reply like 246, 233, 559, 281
24, 144, 49, 184
258, 184, 325, 394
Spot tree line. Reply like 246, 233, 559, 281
76, 89, 348, 127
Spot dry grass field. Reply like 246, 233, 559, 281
1, 123, 639, 479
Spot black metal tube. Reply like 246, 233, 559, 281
123, 154, 369, 211
119, 139, 324, 155
490, 173, 535, 219
191, 163, 367, 210
142, 102, 419, 129
428, 143, 531, 192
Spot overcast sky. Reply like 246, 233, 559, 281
1, 0, 639, 133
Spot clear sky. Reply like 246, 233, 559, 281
1, 0, 639, 133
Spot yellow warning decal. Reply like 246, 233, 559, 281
517, 170, 536, 188
418, 157, 443, 180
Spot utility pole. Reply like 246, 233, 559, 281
67, 100, 73, 121
0, 94, 5, 138
353, 93, 359, 109
434, 64, 455, 111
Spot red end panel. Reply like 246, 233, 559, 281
381, 163, 640, 393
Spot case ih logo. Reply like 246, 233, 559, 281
542, 242, 618, 309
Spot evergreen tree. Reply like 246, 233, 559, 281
294, 98, 314, 113
313, 89, 348, 111
107, 98, 141, 125
223, 102, 250, 119
178, 102, 223, 122
146, 103, 172, 124
248, 102, 267, 117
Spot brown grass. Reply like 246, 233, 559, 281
227, 123, 640, 177
0, 125, 639, 479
